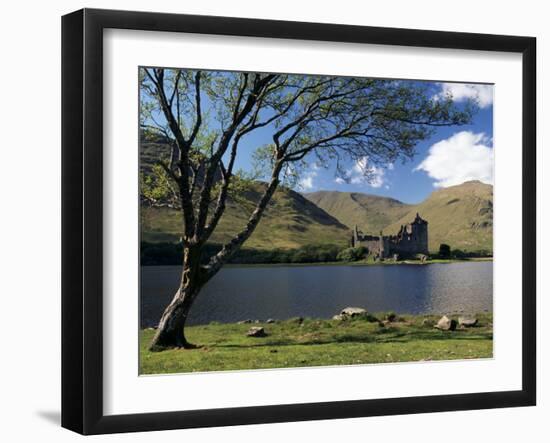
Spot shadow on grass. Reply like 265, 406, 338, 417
213, 329, 493, 349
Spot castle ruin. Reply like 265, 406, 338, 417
351, 213, 428, 258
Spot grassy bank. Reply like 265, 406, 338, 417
140, 312, 493, 374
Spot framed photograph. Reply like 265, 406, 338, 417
62, 8, 536, 435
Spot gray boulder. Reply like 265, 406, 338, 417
434, 315, 457, 331
458, 316, 478, 327
332, 314, 346, 321
340, 307, 368, 318
266, 318, 276, 324
246, 326, 267, 337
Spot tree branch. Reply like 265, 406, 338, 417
146, 68, 196, 239
200, 133, 241, 243
194, 74, 278, 238
187, 72, 202, 147
203, 160, 284, 279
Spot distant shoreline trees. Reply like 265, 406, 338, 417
438, 243, 451, 258
141, 241, 492, 267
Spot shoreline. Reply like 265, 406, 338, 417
225, 257, 493, 269
142, 309, 492, 330
141, 257, 493, 268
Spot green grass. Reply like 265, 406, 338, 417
139, 313, 493, 374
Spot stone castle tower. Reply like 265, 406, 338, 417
351, 213, 428, 258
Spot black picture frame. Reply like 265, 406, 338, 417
62, 8, 536, 435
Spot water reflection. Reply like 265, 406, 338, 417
140, 262, 493, 327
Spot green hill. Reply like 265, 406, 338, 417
305, 191, 411, 234
141, 183, 350, 250
140, 135, 350, 250
306, 181, 493, 254
140, 136, 492, 254
383, 181, 493, 253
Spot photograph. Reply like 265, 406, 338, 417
138, 67, 494, 374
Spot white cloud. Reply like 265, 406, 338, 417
298, 176, 314, 190
415, 131, 493, 188
298, 168, 318, 191
435, 83, 493, 108
348, 156, 386, 188
334, 177, 345, 185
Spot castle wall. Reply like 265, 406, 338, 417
352, 214, 428, 258
389, 223, 428, 256
353, 237, 390, 258
354, 238, 380, 254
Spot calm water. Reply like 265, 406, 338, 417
140, 262, 493, 327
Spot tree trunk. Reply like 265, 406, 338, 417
149, 286, 198, 350
149, 247, 203, 351
149, 170, 282, 352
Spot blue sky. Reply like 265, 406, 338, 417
230, 82, 494, 204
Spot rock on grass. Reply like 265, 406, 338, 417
340, 307, 367, 317
246, 326, 267, 337
434, 315, 457, 331
458, 316, 478, 327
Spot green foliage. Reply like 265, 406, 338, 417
287, 244, 341, 264
140, 241, 492, 266
438, 243, 451, 258
223, 169, 259, 209
140, 164, 178, 206
336, 246, 368, 262
140, 242, 343, 266
452, 249, 467, 259
449, 249, 492, 259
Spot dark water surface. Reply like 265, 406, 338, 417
140, 262, 493, 327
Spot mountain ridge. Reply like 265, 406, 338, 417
305, 180, 493, 253
304, 190, 412, 235
140, 136, 351, 249
140, 135, 492, 254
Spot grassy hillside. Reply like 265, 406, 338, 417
305, 181, 493, 254
141, 182, 350, 249
140, 135, 351, 250
140, 137, 491, 254
305, 191, 411, 233
384, 181, 493, 253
